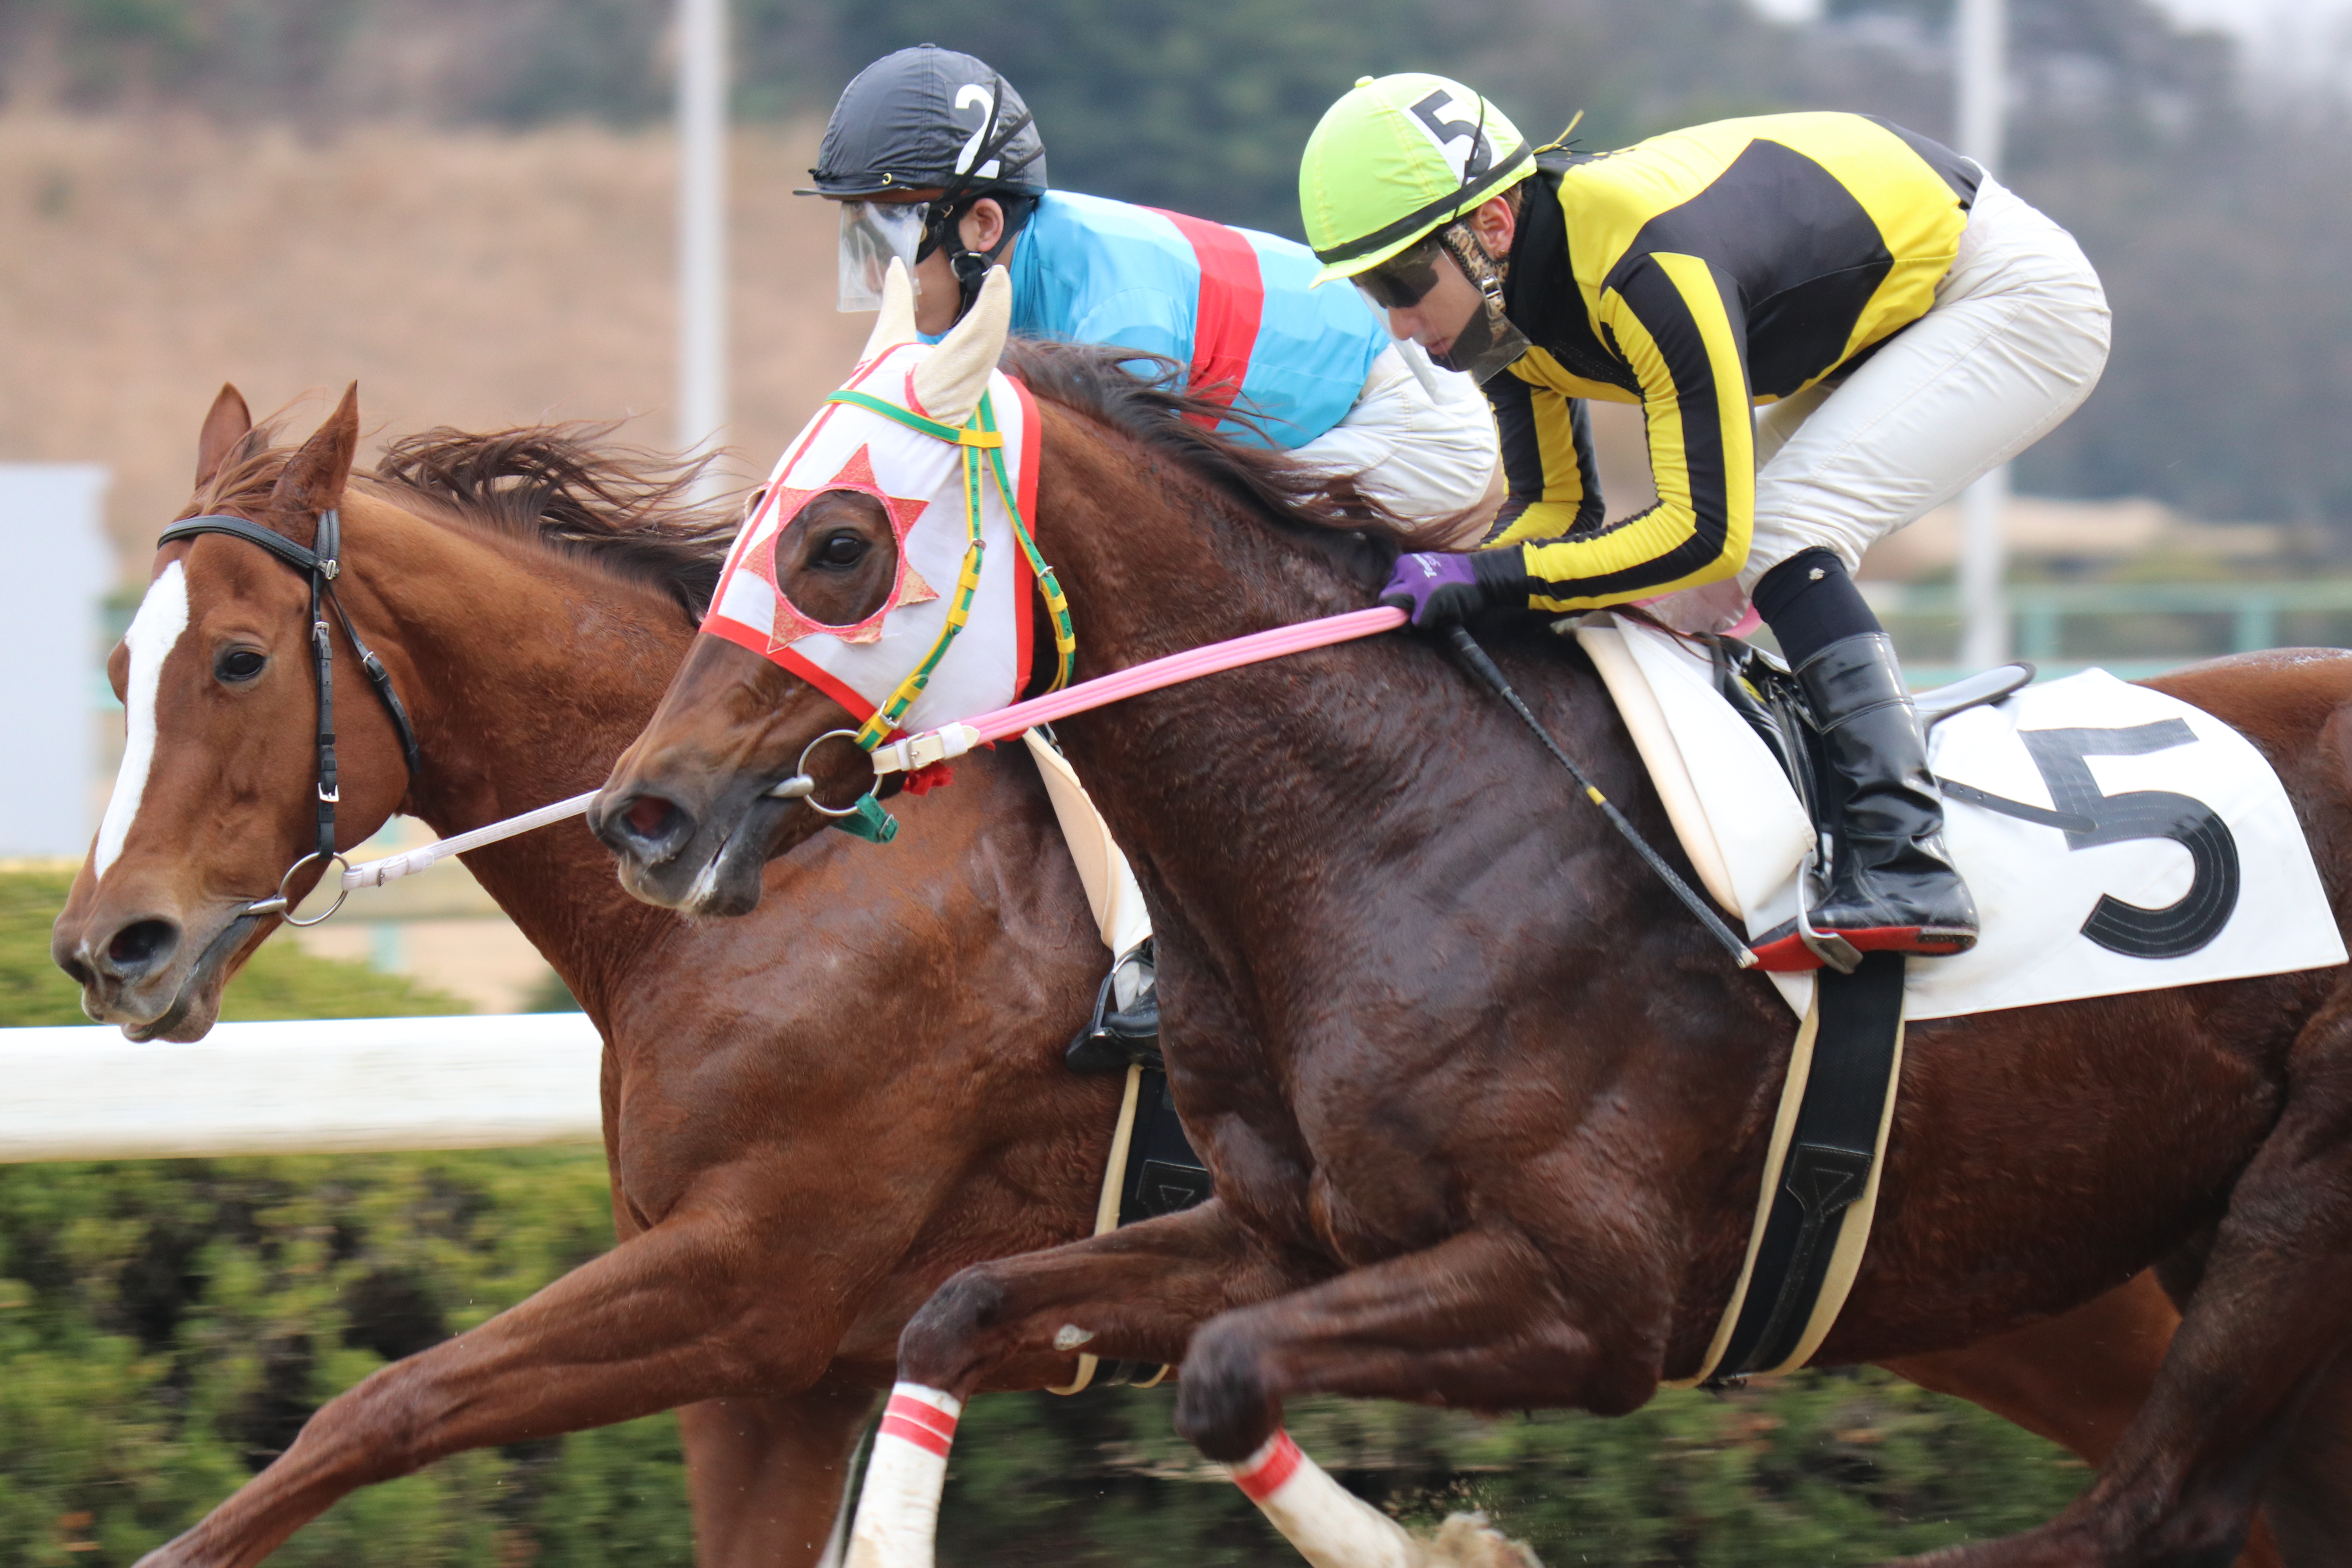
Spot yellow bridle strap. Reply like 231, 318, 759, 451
851, 407, 993, 751
976, 396, 1076, 693
820, 384, 1075, 748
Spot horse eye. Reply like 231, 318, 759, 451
216, 648, 266, 682
816, 532, 869, 568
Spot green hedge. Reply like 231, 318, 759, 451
1, 868, 2082, 1564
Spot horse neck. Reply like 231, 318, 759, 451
337, 492, 688, 1016
1027, 405, 1379, 670
1021, 403, 1477, 926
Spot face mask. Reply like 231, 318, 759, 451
1427, 223, 1531, 385
837, 200, 930, 312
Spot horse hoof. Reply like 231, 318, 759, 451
1417, 1512, 1543, 1568
1171, 1321, 1273, 1463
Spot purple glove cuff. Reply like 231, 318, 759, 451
1379, 551, 1487, 628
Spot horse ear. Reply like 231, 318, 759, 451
195, 383, 253, 488
265, 383, 360, 548
858, 258, 919, 364
911, 265, 1009, 426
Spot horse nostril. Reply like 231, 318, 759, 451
58, 955, 93, 988
624, 795, 681, 843
105, 919, 180, 977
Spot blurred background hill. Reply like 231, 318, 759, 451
1, 0, 2348, 563
6, 0, 2348, 1002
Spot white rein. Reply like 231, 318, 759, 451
338, 792, 597, 893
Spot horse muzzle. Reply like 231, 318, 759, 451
53, 902, 258, 1042
591, 780, 794, 917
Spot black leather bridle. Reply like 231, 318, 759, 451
157, 507, 422, 924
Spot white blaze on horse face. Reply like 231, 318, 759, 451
93, 561, 191, 881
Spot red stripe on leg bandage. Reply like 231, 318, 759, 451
878, 1391, 960, 1457
1229, 1430, 1304, 1502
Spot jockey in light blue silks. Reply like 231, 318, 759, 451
801, 45, 1504, 1058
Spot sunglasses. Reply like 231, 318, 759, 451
1354, 233, 1455, 312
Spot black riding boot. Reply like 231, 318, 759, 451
1795, 632, 1978, 959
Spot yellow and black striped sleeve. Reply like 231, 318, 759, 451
1469, 252, 1756, 612
1479, 373, 1604, 547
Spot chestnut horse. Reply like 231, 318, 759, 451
594, 314, 2352, 1566
52, 387, 1130, 1568
54, 384, 2302, 1568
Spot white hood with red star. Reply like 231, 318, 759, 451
702, 340, 1041, 740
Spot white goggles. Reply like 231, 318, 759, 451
837, 200, 930, 312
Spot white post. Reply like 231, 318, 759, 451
0, 464, 109, 857
677, 0, 729, 501
1956, 0, 2009, 669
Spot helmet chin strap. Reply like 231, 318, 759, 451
943, 216, 1026, 318
914, 73, 1043, 325
1432, 221, 1531, 384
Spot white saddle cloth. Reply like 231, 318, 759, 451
1575, 614, 2348, 1020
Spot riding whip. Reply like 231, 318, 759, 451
1446, 626, 1758, 969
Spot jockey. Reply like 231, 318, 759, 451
803, 46, 1506, 1058
804, 45, 1502, 537
1302, 74, 2111, 968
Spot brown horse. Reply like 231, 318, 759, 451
53, 384, 2298, 1568
593, 314, 2352, 1566
50, 385, 1133, 1568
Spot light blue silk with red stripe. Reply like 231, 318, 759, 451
1003, 191, 1388, 449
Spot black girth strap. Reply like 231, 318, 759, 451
1089, 1066, 1213, 1390
1710, 950, 1908, 1382
156, 509, 423, 861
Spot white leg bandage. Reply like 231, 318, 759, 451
1228, 1430, 1424, 1568
843, 1383, 961, 1568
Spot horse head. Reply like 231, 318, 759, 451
51, 383, 417, 1040
593, 260, 1021, 914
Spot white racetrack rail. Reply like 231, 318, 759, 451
0, 1013, 603, 1161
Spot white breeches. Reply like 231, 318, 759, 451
1737, 174, 2112, 589
1289, 343, 1501, 539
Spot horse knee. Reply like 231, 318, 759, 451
2143, 1503, 2258, 1568
895, 1266, 1011, 1389
1172, 1315, 1277, 1464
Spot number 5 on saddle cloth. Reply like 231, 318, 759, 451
1573, 613, 2346, 1383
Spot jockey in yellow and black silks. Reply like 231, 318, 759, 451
1301, 75, 2112, 967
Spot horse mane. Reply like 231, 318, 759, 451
996, 339, 1436, 554
368, 425, 736, 618
183, 414, 738, 620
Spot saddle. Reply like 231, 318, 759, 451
1705, 631, 2033, 818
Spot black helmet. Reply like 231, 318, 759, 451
805, 46, 1047, 321
804, 45, 1048, 200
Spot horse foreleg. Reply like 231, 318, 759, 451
844, 1198, 1308, 1568
1168, 1223, 1607, 1568
677, 1380, 880, 1568
132, 1207, 850, 1568
1884, 1272, 2283, 1568
1884, 1271, 2181, 1465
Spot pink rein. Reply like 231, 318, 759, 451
869, 606, 1406, 776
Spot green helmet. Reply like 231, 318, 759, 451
1300, 73, 1534, 286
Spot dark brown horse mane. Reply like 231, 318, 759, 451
997, 339, 1432, 559
369, 425, 737, 619
186, 415, 738, 621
